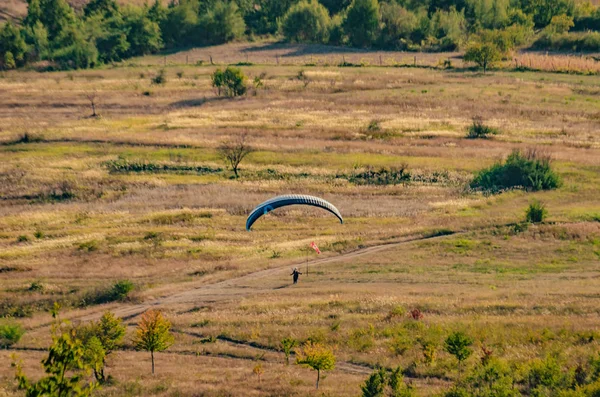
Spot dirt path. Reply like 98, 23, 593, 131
71, 232, 453, 323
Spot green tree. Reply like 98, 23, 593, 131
25, 21, 50, 61
14, 308, 97, 397
296, 341, 336, 389
160, 1, 198, 48
123, 7, 162, 57
463, 40, 502, 72
280, 337, 297, 365
24, 0, 43, 28
361, 368, 386, 397
379, 3, 418, 49
281, 0, 331, 44
82, 336, 106, 383
444, 331, 474, 367
84, 0, 120, 18
0, 22, 28, 69
212, 66, 247, 97
0, 322, 25, 347
547, 13, 574, 33
133, 309, 174, 375
201, 1, 246, 44
343, 0, 380, 47
38, 0, 77, 41
77, 311, 126, 382
53, 24, 99, 69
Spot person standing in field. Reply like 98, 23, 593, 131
291, 268, 302, 284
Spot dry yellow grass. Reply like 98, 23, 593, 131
1, 44, 600, 396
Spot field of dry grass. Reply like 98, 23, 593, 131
0, 43, 600, 396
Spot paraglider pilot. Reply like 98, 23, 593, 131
291, 268, 302, 284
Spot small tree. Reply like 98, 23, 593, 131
0, 322, 25, 348
211, 66, 247, 97
133, 309, 174, 375
252, 363, 264, 383
218, 133, 253, 178
281, 337, 297, 365
296, 341, 336, 389
14, 306, 97, 396
77, 311, 126, 382
444, 331, 474, 368
547, 14, 574, 34
85, 90, 99, 118
526, 200, 547, 223
464, 41, 502, 73
361, 368, 386, 397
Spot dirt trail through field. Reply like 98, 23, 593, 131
77, 233, 450, 323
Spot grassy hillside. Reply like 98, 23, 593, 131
0, 43, 599, 395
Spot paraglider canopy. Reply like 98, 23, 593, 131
246, 194, 343, 231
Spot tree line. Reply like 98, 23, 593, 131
0, 0, 599, 71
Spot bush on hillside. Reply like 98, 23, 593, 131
526, 200, 548, 223
212, 67, 247, 97
471, 149, 561, 192
281, 0, 331, 44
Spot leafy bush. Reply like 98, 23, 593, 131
532, 31, 600, 52
212, 67, 247, 97
151, 69, 166, 85
471, 149, 561, 193
0, 322, 25, 347
526, 200, 548, 223
349, 166, 410, 186
467, 116, 499, 139
444, 331, 474, 365
281, 0, 331, 44
84, 280, 135, 305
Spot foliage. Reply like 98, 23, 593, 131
0, 322, 25, 348
133, 309, 174, 374
467, 116, 499, 139
296, 341, 336, 389
77, 311, 126, 382
343, 0, 380, 47
200, 1, 246, 45
526, 200, 548, 223
361, 368, 386, 397
471, 149, 561, 192
281, 0, 331, 44
280, 337, 297, 365
464, 40, 503, 73
348, 166, 410, 186
151, 69, 166, 85
212, 66, 247, 97
14, 309, 97, 397
444, 331, 474, 364
0, 22, 28, 69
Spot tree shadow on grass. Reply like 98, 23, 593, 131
170, 96, 231, 108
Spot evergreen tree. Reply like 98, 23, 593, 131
343, 0, 380, 47
0, 22, 28, 69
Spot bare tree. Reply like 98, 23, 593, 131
218, 133, 253, 178
85, 90, 99, 118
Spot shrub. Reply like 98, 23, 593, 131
526, 200, 548, 223
444, 331, 474, 365
349, 165, 410, 185
151, 69, 166, 85
0, 322, 25, 347
281, 0, 331, 44
464, 40, 503, 73
467, 116, 499, 139
110, 280, 134, 301
212, 66, 247, 97
296, 341, 336, 389
361, 368, 386, 397
471, 149, 561, 193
